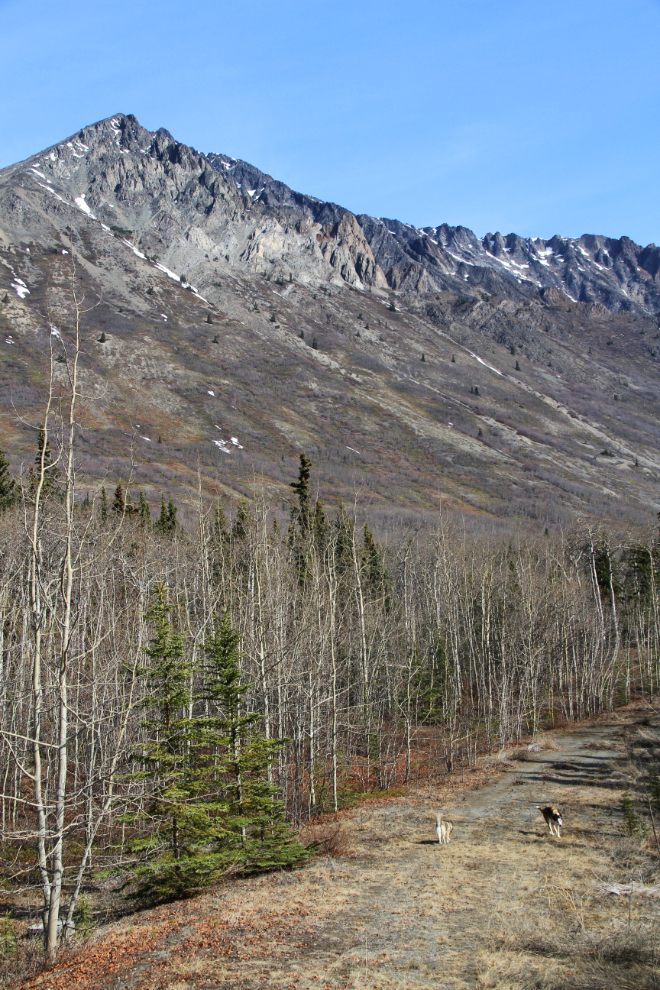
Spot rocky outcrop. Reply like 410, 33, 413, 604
1, 112, 659, 316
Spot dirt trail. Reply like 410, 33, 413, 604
20, 708, 659, 990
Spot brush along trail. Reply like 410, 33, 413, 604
19, 705, 659, 990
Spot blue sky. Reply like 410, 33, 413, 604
1, 0, 658, 244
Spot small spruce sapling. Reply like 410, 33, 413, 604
621, 790, 645, 835
0, 913, 17, 959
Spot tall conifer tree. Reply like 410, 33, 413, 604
197, 614, 307, 872
289, 453, 312, 533
130, 585, 199, 898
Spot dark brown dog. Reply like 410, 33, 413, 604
538, 805, 562, 838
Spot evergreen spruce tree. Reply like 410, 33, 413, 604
131, 604, 306, 900
155, 495, 178, 535
155, 495, 168, 533
138, 491, 151, 526
130, 585, 200, 899
333, 502, 354, 576
0, 446, 16, 511
412, 636, 449, 725
196, 614, 307, 873
112, 483, 125, 515
231, 499, 249, 541
213, 504, 228, 545
288, 454, 314, 582
289, 453, 312, 534
361, 523, 391, 609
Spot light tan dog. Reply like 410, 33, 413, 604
538, 805, 562, 838
436, 814, 453, 844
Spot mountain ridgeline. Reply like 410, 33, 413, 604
1, 112, 660, 528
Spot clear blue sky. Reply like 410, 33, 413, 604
1, 0, 658, 245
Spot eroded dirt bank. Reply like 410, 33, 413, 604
18, 704, 660, 990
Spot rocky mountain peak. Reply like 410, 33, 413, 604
2, 112, 658, 316
1, 112, 660, 528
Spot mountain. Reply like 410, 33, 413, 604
1, 112, 660, 529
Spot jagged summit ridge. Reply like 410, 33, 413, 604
2, 112, 656, 316
205, 128, 660, 315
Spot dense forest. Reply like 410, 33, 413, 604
1, 426, 660, 957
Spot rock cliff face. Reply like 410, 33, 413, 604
2, 112, 659, 314
1, 113, 659, 528
0, 114, 385, 295
210, 144, 660, 316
